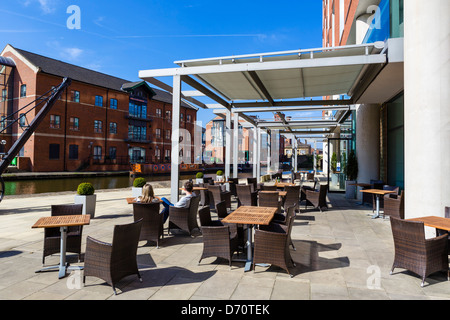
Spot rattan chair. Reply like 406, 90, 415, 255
194, 183, 210, 207
262, 205, 296, 250
216, 200, 228, 219
236, 184, 258, 207
247, 177, 258, 192
390, 216, 449, 287
168, 196, 201, 236
300, 180, 318, 203
304, 184, 328, 212
83, 219, 143, 295
284, 185, 300, 213
253, 214, 296, 277
198, 206, 239, 267
383, 190, 404, 219
132, 202, 163, 248
208, 185, 231, 210
42, 204, 83, 264
228, 178, 239, 198
259, 191, 282, 214
261, 185, 278, 191
306, 172, 315, 182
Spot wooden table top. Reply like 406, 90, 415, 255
180, 187, 207, 191
127, 197, 163, 204
259, 190, 287, 197
275, 182, 295, 188
221, 206, 277, 225
360, 189, 397, 195
408, 216, 450, 231
32, 215, 90, 229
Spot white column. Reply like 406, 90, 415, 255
256, 127, 261, 179
252, 126, 258, 178
266, 130, 271, 176
233, 112, 239, 178
225, 109, 231, 179
355, 103, 380, 199
171, 75, 181, 202
404, 0, 450, 221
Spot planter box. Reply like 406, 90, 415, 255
345, 180, 356, 199
132, 187, 143, 198
196, 178, 204, 184
74, 194, 97, 219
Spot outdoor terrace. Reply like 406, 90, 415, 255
0, 176, 448, 301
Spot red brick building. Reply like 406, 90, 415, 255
0, 44, 197, 172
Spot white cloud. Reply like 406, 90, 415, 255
46, 41, 84, 62
63, 47, 84, 60
38, 0, 56, 14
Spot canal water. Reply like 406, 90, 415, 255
4, 174, 196, 196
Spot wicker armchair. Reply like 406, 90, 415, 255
261, 185, 278, 191
383, 191, 404, 219
306, 172, 315, 182
263, 205, 296, 250
208, 185, 231, 210
236, 184, 258, 207
228, 178, 239, 198
168, 196, 201, 236
253, 214, 296, 277
304, 184, 328, 212
300, 180, 318, 202
259, 191, 282, 215
216, 200, 228, 219
247, 177, 258, 192
132, 202, 163, 248
194, 183, 210, 207
83, 219, 143, 295
390, 216, 449, 287
42, 204, 83, 264
284, 185, 300, 213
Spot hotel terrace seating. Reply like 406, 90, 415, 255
236, 184, 258, 207
303, 184, 328, 212
168, 195, 201, 236
132, 202, 164, 248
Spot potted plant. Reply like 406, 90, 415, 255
216, 170, 224, 182
195, 172, 204, 184
74, 182, 96, 218
132, 177, 146, 198
330, 152, 338, 187
345, 150, 358, 199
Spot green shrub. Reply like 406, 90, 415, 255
196, 172, 204, 179
345, 150, 358, 181
133, 177, 146, 188
216, 170, 223, 176
77, 182, 95, 195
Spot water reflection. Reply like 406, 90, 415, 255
4, 174, 195, 196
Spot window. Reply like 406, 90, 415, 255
71, 90, 80, 103
1, 89, 6, 102
49, 143, 60, 160
0, 116, 6, 131
109, 147, 117, 160
187, 114, 191, 122
128, 101, 147, 119
50, 115, 60, 129
165, 129, 171, 140
155, 128, 161, 139
156, 108, 162, 117
19, 113, 26, 127
155, 147, 161, 161
93, 146, 102, 160
165, 149, 171, 161
109, 122, 117, 134
70, 117, 79, 131
180, 113, 184, 121
110, 98, 118, 109
20, 84, 26, 98
94, 120, 103, 133
95, 95, 103, 107
166, 110, 171, 119
128, 125, 147, 141
69, 145, 78, 160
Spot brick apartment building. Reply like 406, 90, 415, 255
0, 44, 197, 172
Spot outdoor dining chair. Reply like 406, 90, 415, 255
236, 184, 258, 207
390, 216, 449, 287
216, 200, 229, 219
258, 191, 282, 215
247, 177, 258, 192
261, 185, 278, 191
168, 195, 201, 236
83, 219, 143, 295
383, 190, 404, 219
284, 185, 301, 213
42, 204, 83, 264
304, 184, 328, 212
132, 202, 163, 248
372, 185, 399, 214
208, 185, 231, 211
198, 207, 239, 268
253, 213, 296, 277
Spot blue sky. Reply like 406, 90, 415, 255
0, 0, 323, 129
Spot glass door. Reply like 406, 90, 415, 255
328, 138, 351, 192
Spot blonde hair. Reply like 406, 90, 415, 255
140, 183, 155, 203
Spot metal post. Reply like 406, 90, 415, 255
256, 127, 261, 179
252, 125, 258, 177
171, 75, 181, 202
225, 110, 231, 179
233, 112, 239, 178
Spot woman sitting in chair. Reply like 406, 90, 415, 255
139, 183, 161, 203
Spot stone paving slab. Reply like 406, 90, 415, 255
0, 184, 448, 302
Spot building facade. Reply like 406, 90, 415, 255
0, 44, 197, 172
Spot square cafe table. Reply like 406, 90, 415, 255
360, 189, 397, 219
407, 216, 450, 231
32, 215, 90, 279
221, 206, 277, 271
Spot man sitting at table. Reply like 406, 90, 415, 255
160, 181, 195, 223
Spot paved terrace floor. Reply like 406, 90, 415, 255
0, 180, 448, 301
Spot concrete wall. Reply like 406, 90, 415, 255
404, 0, 450, 220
